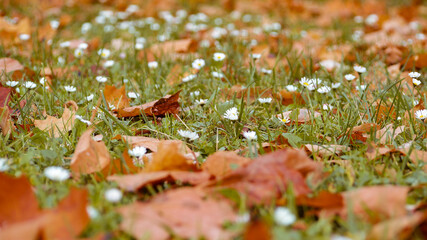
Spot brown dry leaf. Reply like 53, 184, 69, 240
0, 86, 12, 108
108, 171, 210, 192
274, 89, 305, 105
304, 144, 350, 157
341, 123, 380, 143
342, 186, 409, 223
144, 140, 197, 172
244, 220, 272, 240
117, 91, 181, 118
202, 151, 251, 179
296, 191, 343, 209
118, 187, 236, 240
206, 149, 322, 205
150, 39, 197, 55
365, 145, 404, 161
402, 53, 427, 70
0, 58, 24, 75
367, 211, 427, 240
166, 64, 198, 86
0, 107, 13, 135
375, 124, 405, 144
101, 150, 140, 177
276, 109, 321, 124
70, 129, 110, 177
34, 107, 76, 138
104, 85, 130, 110
0, 173, 89, 240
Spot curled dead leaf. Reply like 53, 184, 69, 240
202, 151, 251, 179
34, 107, 76, 138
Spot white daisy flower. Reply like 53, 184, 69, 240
24, 81, 37, 89
96, 76, 108, 83
192, 59, 205, 69
243, 131, 257, 140
413, 78, 422, 86
128, 146, 147, 158
75, 115, 92, 125
213, 52, 226, 61
81, 22, 92, 34
104, 188, 122, 203
64, 85, 76, 92
50, 20, 60, 29
73, 47, 84, 58
195, 99, 208, 105
86, 206, 99, 219
127, 92, 140, 99
285, 85, 298, 92
190, 91, 200, 97
236, 213, 250, 223
413, 99, 419, 106
178, 129, 199, 141
148, 61, 158, 69
5, 81, 19, 87
299, 77, 313, 88
331, 83, 341, 89
78, 42, 88, 49
19, 34, 30, 41
322, 104, 333, 110
86, 94, 94, 101
39, 77, 47, 85
135, 42, 144, 50
354, 65, 366, 73
365, 14, 379, 25
223, 107, 239, 120
59, 41, 70, 48
415, 109, 427, 120
211, 71, 225, 78
317, 86, 331, 93
345, 74, 356, 81
261, 68, 272, 74
408, 72, 421, 78
278, 115, 290, 124
274, 207, 296, 226
258, 97, 272, 103
44, 166, 70, 181
103, 60, 115, 68
182, 74, 197, 82
97, 48, 111, 59
356, 85, 366, 91
0, 158, 9, 172
249, 53, 261, 59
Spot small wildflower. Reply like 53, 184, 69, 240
211, 71, 225, 78
319, 59, 340, 71
0, 158, 9, 172
213, 52, 226, 61
278, 115, 290, 124
354, 65, 366, 73
104, 188, 122, 203
74, 48, 84, 58
249, 53, 261, 59
223, 107, 239, 120
5, 81, 19, 87
86, 94, 94, 101
86, 206, 99, 219
236, 213, 250, 223
97, 48, 111, 59
345, 74, 356, 81
182, 74, 196, 82
75, 115, 92, 125
24, 81, 37, 89
356, 85, 366, 91
148, 61, 158, 69
331, 83, 341, 89
413, 99, 419, 106
299, 77, 315, 90
96, 76, 108, 83
285, 85, 298, 92
190, 91, 200, 97
103, 60, 115, 68
178, 129, 199, 141
415, 109, 427, 120
127, 92, 140, 99
19, 34, 30, 41
78, 42, 88, 49
322, 104, 333, 110
135, 42, 144, 50
192, 59, 205, 69
64, 85, 76, 92
258, 97, 272, 103
261, 68, 272, 74
128, 146, 147, 158
195, 99, 208, 105
408, 72, 421, 78
59, 41, 70, 48
413, 78, 422, 86
44, 166, 70, 181
274, 207, 296, 226
243, 131, 257, 140
317, 86, 331, 94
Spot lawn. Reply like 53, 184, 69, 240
1, 0, 427, 239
